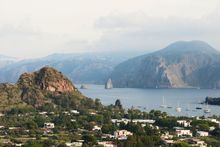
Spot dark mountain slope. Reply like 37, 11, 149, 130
111, 41, 220, 88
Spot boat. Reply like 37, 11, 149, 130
176, 107, 182, 112
204, 103, 211, 113
176, 102, 182, 112
186, 104, 191, 111
204, 109, 211, 113
160, 96, 167, 108
196, 107, 202, 110
105, 78, 113, 89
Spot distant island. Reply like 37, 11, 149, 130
111, 40, 220, 89
2, 40, 220, 90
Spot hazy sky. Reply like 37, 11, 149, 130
0, 0, 220, 58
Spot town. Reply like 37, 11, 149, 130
0, 99, 219, 147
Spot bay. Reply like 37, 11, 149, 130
77, 84, 220, 117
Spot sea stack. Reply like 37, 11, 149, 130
105, 78, 113, 89
80, 84, 88, 89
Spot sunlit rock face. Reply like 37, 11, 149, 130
0, 66, 82, 108
17, 67, 76, 93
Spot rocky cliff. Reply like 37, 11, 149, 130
111, 41, 220, 88
0, 67, 83, 109
17, 67, 76, 92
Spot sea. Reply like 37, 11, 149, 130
76, 84, 220, 117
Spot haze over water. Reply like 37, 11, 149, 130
77, 84, 220, 117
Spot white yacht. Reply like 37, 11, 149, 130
176, 102, 182, 112
186, 104, 191, 111
204, 103, 211, 113
160, 96, 167, 108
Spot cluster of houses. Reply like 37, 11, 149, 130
110, 117, 220, 147
1, 108, 220, 147
161, 117, 220, 146
63, 116, 220, 147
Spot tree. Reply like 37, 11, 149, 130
95, 98, 102, 110
82, 134, 96, 146
25, 120, 38, 129
173, 142, 190, 147
23, 140, 43, 147
101, 123, 117, 134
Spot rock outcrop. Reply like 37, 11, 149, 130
205, 97, 220, 105
17, 67, 76, 93
0, 67, 82, 108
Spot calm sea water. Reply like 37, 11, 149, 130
76, 84, 220, 117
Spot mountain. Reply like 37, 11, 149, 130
0, 53, 131, 84
0, 67, 84, 110
110, 40, 220, 88
0, 54, 17, 68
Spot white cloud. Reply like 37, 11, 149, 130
0, 0, 219, 57
93, 8, 220, 52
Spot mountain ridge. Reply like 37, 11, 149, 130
110, 40, 220, 88
0, 53, 132, 84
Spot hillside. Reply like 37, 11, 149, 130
0, 67, 86, 110
110, 41, 220, 88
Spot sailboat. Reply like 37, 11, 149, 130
176, 102, 182, 112
186, 104, 191, 111
204, 103, 211, 113
160, 96, 167, 108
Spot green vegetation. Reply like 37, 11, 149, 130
0, 67, 219, 146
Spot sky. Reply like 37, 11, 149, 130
0, 0, 220, 58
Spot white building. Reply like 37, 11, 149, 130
161, 132, 173, 140
111, 119, 155, 125
176, 129, 192, 137
132, 119, 155, 124
70, 110, 79, 114
204, 118, 220, 127
102, 134, 115, 139
197, 131, 209, 137
93, 125, 101, 131
39, 112, 47, 115
14, 143, 23, 147
98, 141, 116, 147
44, 123, 55, 129
0, 126, 4, 129
209, 126, 215, 131
177, 120, 191, 127
65, 142, 82, 147
114, 130, 133, 140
